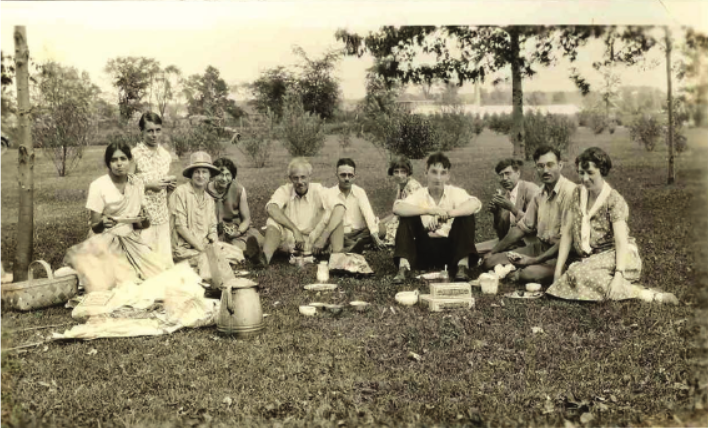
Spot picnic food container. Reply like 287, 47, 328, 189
1, 260, 79, 312
217, 281, 265, 337
419, 294, 475, 312
316, 261, 330, 283
428, 283, 472, 299
207, 244, 264, 338
395, 290, 419, 306
299, 305, 317, 316
526, 283, 542, 292
479, 273, 499, 295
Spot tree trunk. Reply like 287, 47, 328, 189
12, 26, 34, 282
509, 27, 525, 159
665, 27, 676, 185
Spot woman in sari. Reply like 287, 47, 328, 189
380, 156, 423, 246
170, 152, 243, 282
546, 147, 678, 304
64, 142, 165, 291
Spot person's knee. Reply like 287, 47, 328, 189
482, 254, 503, 270
518, 267, 553, 285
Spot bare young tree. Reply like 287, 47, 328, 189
32, 61, 99, 177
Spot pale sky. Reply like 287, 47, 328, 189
1, 1, 706, 101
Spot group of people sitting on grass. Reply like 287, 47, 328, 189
63, 111, 677, 305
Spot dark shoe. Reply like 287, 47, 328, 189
245, 236, 267, 268
392, 266, 411, 285
454, 267, 470, 282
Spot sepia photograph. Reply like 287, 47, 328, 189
1, 1, 707, 426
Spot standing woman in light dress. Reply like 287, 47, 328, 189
64, 142, 165, 291
546, 147, 678, 304
132, 112, 176, 269
380, 156, 423, 246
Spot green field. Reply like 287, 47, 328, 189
2, 127, 706, 427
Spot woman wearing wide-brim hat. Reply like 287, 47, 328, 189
169, 151, 244, 282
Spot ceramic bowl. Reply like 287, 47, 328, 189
395, 291, 419, 306
349, 301, 370, 312
526, 283, 542, 292
299, 305, 317, 316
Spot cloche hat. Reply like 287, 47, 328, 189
182, 151, 221, 178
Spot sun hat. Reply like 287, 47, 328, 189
182, 151, 221, 178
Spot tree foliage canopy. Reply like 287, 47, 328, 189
183, 65, 244, 123
104, 56, 160, 120
249, 46, 341, 121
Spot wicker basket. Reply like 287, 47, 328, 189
1, 260, 79, 312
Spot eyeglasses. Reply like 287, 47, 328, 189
535, 162, 556, 170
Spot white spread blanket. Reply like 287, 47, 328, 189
53, 262, 229, 340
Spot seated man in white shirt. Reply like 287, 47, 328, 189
325, 158, 385, 254
392, 152, 482, 284
249, 157, 345, 267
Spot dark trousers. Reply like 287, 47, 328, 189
393, 215, 478, 274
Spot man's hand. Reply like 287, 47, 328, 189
293, 230, 306, 252
422, 215, 439, 232
510, 254, 537, 266
371, 233, 385, 250
492, 194, 514, 212
428, 207, 450, 222
312, 236, 329, 255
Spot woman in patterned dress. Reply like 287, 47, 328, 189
380, 156, 423, 246
546, 147, 678, 304
64, 142, 165, 291
132, 112, 176, 269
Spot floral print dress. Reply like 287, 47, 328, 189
384, 178, 423, 246
546, 187, 643, 301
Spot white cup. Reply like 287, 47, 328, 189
479, 273, 499, 294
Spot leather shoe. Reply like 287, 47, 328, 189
454, 267, 470, 282
245, 236, 268, 268
392, 266, 411, 285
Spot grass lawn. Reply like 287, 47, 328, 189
1, 127, 707, 427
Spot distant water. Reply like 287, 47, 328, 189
410, 104, 581, 116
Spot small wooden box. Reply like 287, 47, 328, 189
428, 282, 472, 299
419, 294, 475, 312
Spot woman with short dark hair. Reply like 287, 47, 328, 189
547, 147, 678, 304
380, 155, 422, 246
64, 143, 164, 291
206, 157, 264, 254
